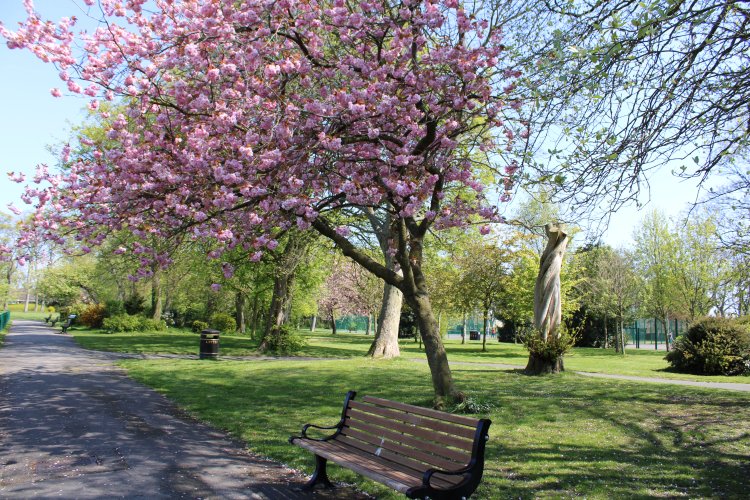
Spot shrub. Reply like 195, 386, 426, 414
79, 303, 107, 328
104, 300, 126, 317
140, 318, 168, 332
210, 313, 237, 333
522, 329, 577, 362
263, 325, 306, 354
103, 314, 144, 333
450, 395, 495, 414
666, 317, 750, 376
124, 294, 146, 315
191, 320, 209, 333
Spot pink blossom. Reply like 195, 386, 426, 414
50, 88, 62, 97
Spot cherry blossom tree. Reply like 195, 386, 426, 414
2, 0, 519, 405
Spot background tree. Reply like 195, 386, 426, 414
633, 210, 680, 350
671, 211, 726, 321
455, 239, 511, 351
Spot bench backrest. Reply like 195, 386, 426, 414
339, 394, 490, 475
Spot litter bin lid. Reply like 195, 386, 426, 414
200, 328, 221, 337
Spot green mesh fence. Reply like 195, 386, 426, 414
0, 311, 10, 330
334, 315, 370, 332
623, 318, 688, 348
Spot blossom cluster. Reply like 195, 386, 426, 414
2, 0, 521, 266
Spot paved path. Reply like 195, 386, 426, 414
0, 321, 367, 499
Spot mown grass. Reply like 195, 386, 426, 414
120, 357, 750, 499
72, 327, 750, 384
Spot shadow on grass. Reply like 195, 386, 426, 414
121, 359, 750, 499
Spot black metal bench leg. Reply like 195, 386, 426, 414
302, 455, 333, 490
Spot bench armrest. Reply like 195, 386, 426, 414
289, 420, 344, 443
288, 390, 356, 445
422, 465, 470, 489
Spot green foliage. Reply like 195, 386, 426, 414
191, 320, 209, 333
263, 325, 307, 354
123, 293, 146, 315
450, 395, 495, 414
79, 303, 107, 328
104, 300, 125, 317
103, 314, 145, 333
666, 317, 750, 376
140, 318, 168, 332
102, 314, 167, 333
522, 329, 577, 361
209, 312, 237, 333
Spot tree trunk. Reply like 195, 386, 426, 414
151, 269, 163, 320
258, 272, 294, 351
311, 215, 458, 406
310, 314, 317, 332
367, 281, 402, 358
461, 312, 467, 345
526, 224, 570, 375
330, 312, 337, 335
258, 234, 308, 351
365, 312, 372, 335
250, 294, 259, 340
525, 353, 565, 374
663, 316, 671, 352
482, 307, 489, 352
406, 291, 457, 408
235, 291, 246, 334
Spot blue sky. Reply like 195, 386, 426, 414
0, 0, 709, 249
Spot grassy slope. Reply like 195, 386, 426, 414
120, 357, 750, 499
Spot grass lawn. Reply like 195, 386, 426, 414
72, 327, 750, 384
120, 356, 750, 499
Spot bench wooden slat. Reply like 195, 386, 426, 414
295, 439, 419, 493
348, 400, 477, 440
362, 395, 480, 427
341, 426, 465, 472
333, 436, 462, 489
343, 418, 470, 464
345, 407, 475, 452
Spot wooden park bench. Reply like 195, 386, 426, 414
289, 391, 491, 499
60, 314, 77, 333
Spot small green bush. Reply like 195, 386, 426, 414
102, 314, 168, 333
263, 325, 306, 354
79, 303, 107, 328
666, 317, 750, 376
191, 320, 209, 333
104, 300, 126, 317
124, 294, 146, 315
140, 318, 168, 332
103, 314, 145, 333
210, 313, 237, 333
522, 329, 577, 362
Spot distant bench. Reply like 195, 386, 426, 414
61, 314, 76, 333
289, 391, 491, 499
